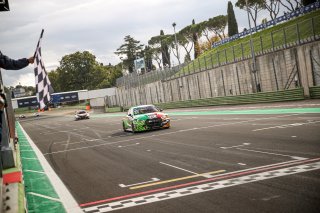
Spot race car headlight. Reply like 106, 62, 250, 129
161, 115, 168, 119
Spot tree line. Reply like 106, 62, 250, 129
7, 0, 316, 95
115, 0, 317, 73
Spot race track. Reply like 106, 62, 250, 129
18, 100, 320, 213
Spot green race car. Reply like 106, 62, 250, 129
122, 105, 170, 133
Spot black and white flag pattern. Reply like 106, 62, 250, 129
34, 29, 53, 109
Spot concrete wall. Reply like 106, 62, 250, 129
114, 41, 320, 107
78, 87, 116, 100
89, 97, 105, 107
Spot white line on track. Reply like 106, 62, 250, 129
42, 127, 90, 135
21, 157, 38, 160
252, 120, 320, 131
18, 123, 83, 213
160, 162, 198, 175
119, 178, 160, 188
23, 170, 45, 174
27, 192, 61, 202
43, 113, 303, 155
220, 143, 250, 149
82, 160, 320, 212
236, 148, 307, 160
118, 143, 140, 148
159, 162, 215, 178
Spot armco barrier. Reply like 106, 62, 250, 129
310, 86, 320, 98
155, 88, 304, 109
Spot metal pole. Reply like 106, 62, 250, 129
221, 70, 226, 96
236, 66, 242, 95
272, 58, 279, 91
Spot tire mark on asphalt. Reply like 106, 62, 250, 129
42, 113, 303, 155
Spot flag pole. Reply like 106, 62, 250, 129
33, 29, 44, 58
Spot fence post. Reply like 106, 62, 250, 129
162, 82, 166, 103
283, 27, 287, 48
169, 81, 174, 102
271, 31, 275, 51
217, 51, 221, 66
198, 58, 201, 72
260, 35, 264, 53
177, 79, 182, 101
196, 75, 202, 99
204, 55, 207, 70
272, 58, 280, 91
296, 23, 301, 44
192, 60, 195, 73
232, 46, 235, 62
207, 71, 213, 97
155, 84, 159, 103
210, 52, 214, 68
236, 66, 242, 95
186, 78, 191, 100
221, 70, 226, 96
311, 17, 315, 40
225, 49, 228, 64
241, 43, 244, 59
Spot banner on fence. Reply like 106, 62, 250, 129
212, 2, 320, 48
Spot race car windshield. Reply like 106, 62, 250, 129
133, 106, 158, 115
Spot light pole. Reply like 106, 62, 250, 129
245, 0, 259, 92
172, 22, 180, 65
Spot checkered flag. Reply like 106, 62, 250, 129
34, 29, 53, 109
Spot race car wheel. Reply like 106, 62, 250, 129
123, 122, 127, 132
131, 124, 136, 133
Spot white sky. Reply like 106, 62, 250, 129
0, 0, 267, 87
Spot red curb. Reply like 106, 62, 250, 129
3, 171, 22, 184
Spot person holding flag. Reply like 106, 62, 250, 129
33, 29, 53, 110
0, 51, 34, 146
0, 51, 34, 70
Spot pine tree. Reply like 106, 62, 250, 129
227, 1, 239, 37
192, 19, 200, 59
160, 30, 171, 68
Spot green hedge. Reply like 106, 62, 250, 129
310, 86, 320, 98
155, 88, 304, 109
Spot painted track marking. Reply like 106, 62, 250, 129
130, 170, 225, 190
160, 161, 215, 178
80, 157, 316, 207
81, 160, 320, 212
236, 148, 307, 160
220, 143, 250, 149
119, 178, 160, 188
252, 120, 320, 131
27, 192, 61, 202
44, 114, 302, 155
160, 162, 198, 175
118, 143, 140, 148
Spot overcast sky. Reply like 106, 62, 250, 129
1, 0, 264, 87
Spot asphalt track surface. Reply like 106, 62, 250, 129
19, 100, 320, 213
